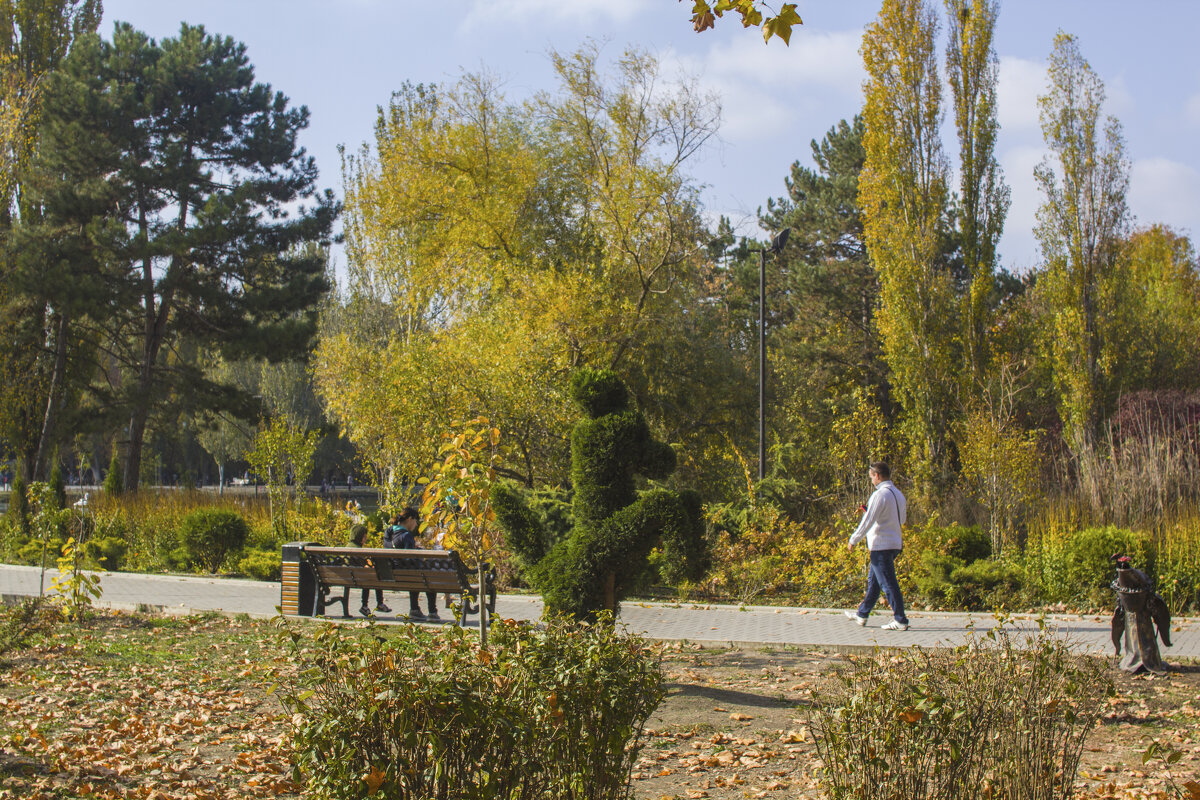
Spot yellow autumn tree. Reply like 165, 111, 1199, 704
859, 0, 957, 495
1033, 32, 1130, 457
314, 44, 722, 491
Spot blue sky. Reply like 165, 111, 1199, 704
100, 1, 1200, 274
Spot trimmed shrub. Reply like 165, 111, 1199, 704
280, 616, 663, 800
179, 509, 249, 573
496, 369, 707, 620
237, 548, 281, 581
1063, 526, 1147, 592
813, 630, 1111, 800
916, 523, 992, 564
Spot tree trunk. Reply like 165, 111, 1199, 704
605, 570, 616, 613
478, 559, 488, 649
33, 310, 71, 481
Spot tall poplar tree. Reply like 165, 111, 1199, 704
859, 0, 956, 491
0, 0, 101, 478
1034, 32, 1130, 455
945, 0, 1008, 392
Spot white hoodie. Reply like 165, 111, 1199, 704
849, 480, 906, 551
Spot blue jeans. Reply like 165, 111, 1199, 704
857, 549, 907, 624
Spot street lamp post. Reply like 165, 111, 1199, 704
752, 228, 790, 481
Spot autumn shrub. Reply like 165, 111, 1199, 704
82, 535, 128, 571
236, 548, 281, 581
179, 509, 249, 573
909, 524, 1008, 609
279, 615, 663, 800
944, 559, 1026, 610
0, 596, 61, 663
813, 628, 1111, 800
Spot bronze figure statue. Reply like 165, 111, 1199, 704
1111, 554, 1172, 673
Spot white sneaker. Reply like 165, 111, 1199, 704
881, 620, 909, 631
844, 611, 867, 627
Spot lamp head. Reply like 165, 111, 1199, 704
770, 227, 791, 254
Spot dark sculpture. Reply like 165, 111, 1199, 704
494, 368, 707, 622
1110, 554, 1172, 673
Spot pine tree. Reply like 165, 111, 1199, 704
34, 24, 337, 490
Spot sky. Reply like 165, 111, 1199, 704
99, 0, 1200, 275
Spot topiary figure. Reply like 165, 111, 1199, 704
496, 368, 707, 621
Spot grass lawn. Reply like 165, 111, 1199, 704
1, 610, 1197, 799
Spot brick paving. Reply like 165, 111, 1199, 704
2, 563, 1197, 658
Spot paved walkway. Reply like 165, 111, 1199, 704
2, 564, 1197, 658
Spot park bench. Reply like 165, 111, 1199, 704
296, 545, 496, 625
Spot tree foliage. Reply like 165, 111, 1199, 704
24, 23, 337, 491
687, 0, 803, 45
945, 0, 1008, 392
1034, 32, 1130, 456
860, 0, 957, 493
316, 44, 727, 492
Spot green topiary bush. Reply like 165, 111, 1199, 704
1063, 526, 1146, 588
496, 369, 707, 621
280, 616, 663, 800
179, 509, 249, 573
911, 525, 995, 608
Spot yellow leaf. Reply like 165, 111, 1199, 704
363, 765, 387, 795
897, 708, 925, 725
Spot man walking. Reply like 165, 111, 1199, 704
845, 462, 910, 631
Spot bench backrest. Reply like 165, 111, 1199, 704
303, 546, 473, 594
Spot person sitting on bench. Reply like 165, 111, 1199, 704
392, 507, 439, 621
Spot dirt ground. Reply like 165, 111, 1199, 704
634, 645, 1200, 800
2, 613, 1197, 799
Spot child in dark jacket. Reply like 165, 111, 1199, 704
348, 525, 391, 616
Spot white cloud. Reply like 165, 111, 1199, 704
703, 27, 865, 94
996, 56, 1045, 135
462, 0, 640, 27
1129, 158, 1200, 236
668, 28, 864, 145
